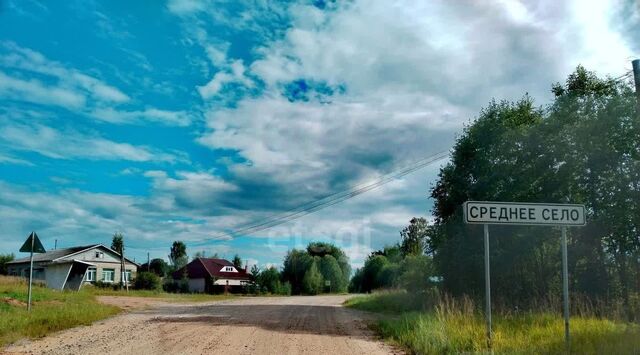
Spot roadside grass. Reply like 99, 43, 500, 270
346, 291, 640, 354
84, 287, 237, 302
0, 276, 121, 347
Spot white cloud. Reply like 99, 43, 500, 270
0, 42, 129, 104
0, 42, 192, 127
0, 122, 175, 162
91, 107, 191, 126
166, 0, 206, 16
0, 71, 86, 109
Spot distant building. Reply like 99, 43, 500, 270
172, 258, 250, 293
6, 244, 139, 291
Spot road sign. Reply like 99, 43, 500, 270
324, 280, 331, 286
464, 201, 586, 351
19, 232, 46, 253
20, 232, 46, 312
464, 201, 585, 226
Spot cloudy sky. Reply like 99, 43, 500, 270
0, 0, 637, 269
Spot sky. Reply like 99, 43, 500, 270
0, 0, 638, 270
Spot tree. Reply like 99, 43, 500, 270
193, 251, 206, 258
302, 261, 323, 295
282, 249, 313, 294
111, 233, 124, 254
429, 66, 640, 310
0, 253, 14, 275
134, 272, 162, 290
139, 258, 169, 277
397, 255, 433, 293
318, 255, 345, 292
258, 267, 282, 294
232, 254, 243, 269
399, 218, 428, 256
169, 241, 188, 270
361, 255, 389, 292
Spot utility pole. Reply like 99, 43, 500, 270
54, 239, 57, 250
633, 59, 640, 114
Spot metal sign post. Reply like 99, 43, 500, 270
561, 227, 570, 348
19, 232, 46, 312
484, 224, 492, 349
463, 201, 585, 351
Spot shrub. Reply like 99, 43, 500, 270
133, 272, 162, 291
93, 280, 113, 289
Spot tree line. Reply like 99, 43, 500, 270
427, 66, 639, 316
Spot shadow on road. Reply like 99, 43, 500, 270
146, 303, 376, 338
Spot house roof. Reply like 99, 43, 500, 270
7, 244, 139, 266
173, 258, 250, 280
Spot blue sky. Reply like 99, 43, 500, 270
0, 0, 637, 269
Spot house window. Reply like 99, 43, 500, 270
225, 267, 234, 272
125, 270, 132, 282
95, 251, 104, 259
102, 269, 115, 283
85, 267, 96, 282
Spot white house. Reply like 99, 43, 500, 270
6, 244, 139, 291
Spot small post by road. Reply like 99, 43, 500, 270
484, 224, 492, 349
561, 227, 570, 350
19, 232, 46, 312
632, 59, 640, 114
27, 235, 34, 312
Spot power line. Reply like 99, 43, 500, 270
192, 150, 450, 244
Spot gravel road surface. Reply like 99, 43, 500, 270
3, 295, 399, 355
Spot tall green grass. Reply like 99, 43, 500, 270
347, 292, 640, 354
0, 276, 121, 346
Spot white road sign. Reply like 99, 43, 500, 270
464, 201, 586, 226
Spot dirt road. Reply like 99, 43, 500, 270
3, 295, 399, 355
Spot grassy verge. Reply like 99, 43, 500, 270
346, 291, 640, 354
0, 276, 121, 347
85, 287, 237, 302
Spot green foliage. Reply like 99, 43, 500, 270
399, 217, 428, 256
0, 253, 14, 275
318, 255, 346, 292
430, 67, 640, 312
146, 258, 169, 277
111, 232, 124, 254
347, 291, 640, 354
397, 255, 433, 293
361, 255, 389, 292
232, 254, 243, 269
257, 267, 282, 294
283, 243, 350, 295
302, 261, 324, 295
133, 272, 162, 291
169, 241, 188, 271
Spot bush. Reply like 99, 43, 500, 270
162, 278, 189, 293
93, 280, 114, 289
133, 272, 162, 291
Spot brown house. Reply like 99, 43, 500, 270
172, 258, 251, 293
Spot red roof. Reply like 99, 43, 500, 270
173, 258, 250, 280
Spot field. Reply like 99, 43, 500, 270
345, 291, 640, 354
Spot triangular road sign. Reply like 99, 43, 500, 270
19, 232, 46, 254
